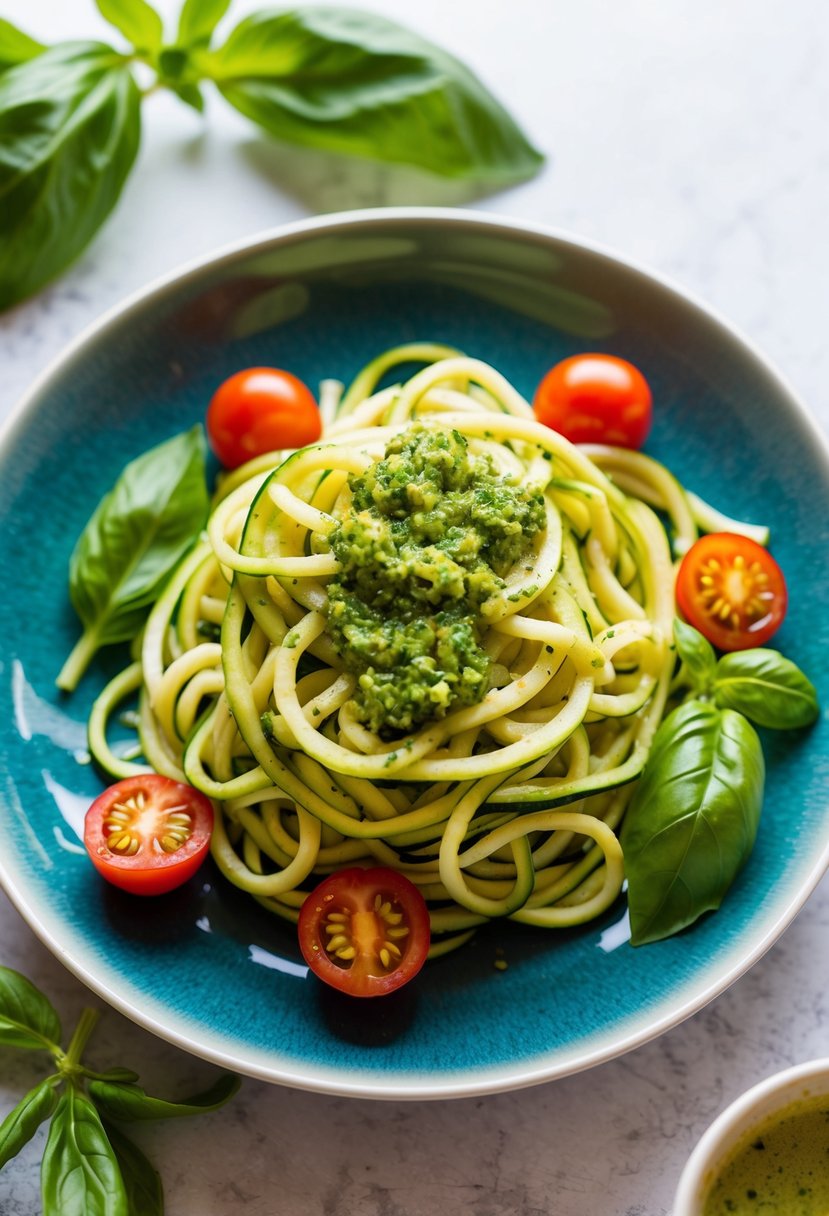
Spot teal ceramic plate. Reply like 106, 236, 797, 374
2, 209, 828, 1099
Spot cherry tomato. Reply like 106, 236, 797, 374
533, 353, 653, 448
297, 868, 431, 997
676, 532, 788, 651
83, 775, 214, 896
206, 367, 321, 468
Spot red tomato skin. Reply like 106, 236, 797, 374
675, 532, 788, 651
206, 367, 322, 468
533, 354, 653, 448
298, 868, 431, 998
83, 775, 214, 896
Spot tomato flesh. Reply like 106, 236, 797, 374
676, 532, 787, 650
533, 353, 653, 448
206, 367, 322, 468
297, 868, 430, 997
83, 775, 214, 895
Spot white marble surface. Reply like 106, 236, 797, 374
2, 1, 829, 1212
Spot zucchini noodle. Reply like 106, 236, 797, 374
87, 344, 741, 955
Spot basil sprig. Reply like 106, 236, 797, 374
0, 965, 239, 1216
623, 621, 820, 945
57, 427, 209, 692
0, 1, 543, 310
672, 618, 820, 728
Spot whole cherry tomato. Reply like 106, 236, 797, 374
206, 367, 321, 468
533, 353, 653, 448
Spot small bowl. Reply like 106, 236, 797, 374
673, 1058, 829, 1215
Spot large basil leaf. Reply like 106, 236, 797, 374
176, 0, 232, 49
40, 1091, 128, 1216
203, 7, 543, 183
621, 699, 764, 945
102, 1121, 163, 1216
0, 966, 62, 1051
0, 17, 45, 73
58, 427, 209, 691
714, 649, 820, 730
95, 0, 164, 54
0, 42, 141, 310
0, 1080, 58, 1169
88, 1073, 240, 1121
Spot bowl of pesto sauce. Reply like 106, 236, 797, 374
674, 1058, 829, 1216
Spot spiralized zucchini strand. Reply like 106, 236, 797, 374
84, 345, 763, 953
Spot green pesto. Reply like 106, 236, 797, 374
327, 424, 546, 734
703, 1096, 829, 1216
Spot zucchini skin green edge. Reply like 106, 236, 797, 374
485, 752, 647, 813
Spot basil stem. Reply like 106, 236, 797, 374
621, 699, 765, 945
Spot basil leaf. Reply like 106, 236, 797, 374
41, 1091, 128, 1216
0, 43, 141, 311
714, 649, 820, 730
204, 7, 543, 184
101, 1121, 163, 1216
673, 619, 716, 692
0, 17, 46, 73
177, 0, 232, 49
0, 966, 62, 1051
95, 0, 164, 54
85, 1068, 141, 1084
155, 45, 205, 110
622, 700, 764, 945
88, 1073, 240, 1121
0, 1080, 58, 1169
169, 80, 205, 111
58, 427, 209, 691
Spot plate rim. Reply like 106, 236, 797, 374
2, 205, 829, 1100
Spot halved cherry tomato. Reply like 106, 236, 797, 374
297, 868, 430, 997
206, 367, 321, 468
83, 775, 214, 896
676, 532, 787, 651
533, 353, 653, 448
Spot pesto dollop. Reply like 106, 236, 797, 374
327, 424, 546, 734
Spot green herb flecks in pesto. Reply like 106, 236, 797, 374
327, 424, 546, 734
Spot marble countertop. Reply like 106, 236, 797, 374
1, 1, 828, 1212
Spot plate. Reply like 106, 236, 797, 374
2, 208, 828, 1099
